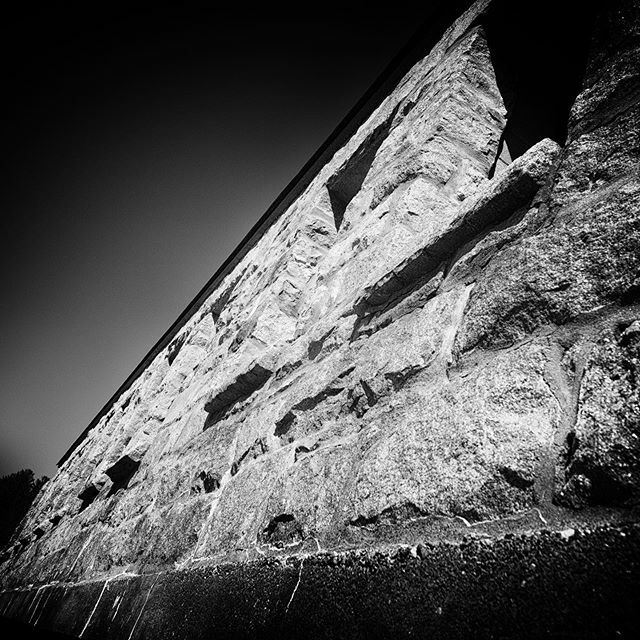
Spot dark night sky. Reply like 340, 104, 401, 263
0, 5, 424, 478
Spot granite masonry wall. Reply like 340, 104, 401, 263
2, 1, 639, 637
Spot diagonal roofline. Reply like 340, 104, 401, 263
58, 0, 474, 467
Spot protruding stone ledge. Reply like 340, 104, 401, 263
355, 138, 561, 314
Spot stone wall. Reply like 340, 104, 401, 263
2, 0, 639, 637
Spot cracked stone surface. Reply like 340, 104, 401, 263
1, 0, 640, 637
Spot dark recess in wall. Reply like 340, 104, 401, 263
77, 484, 100, 511
105, 455, 141, 496
482, 0, 594, 173
326, 109, 397, 230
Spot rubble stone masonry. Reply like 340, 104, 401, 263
2, 0, 639, 637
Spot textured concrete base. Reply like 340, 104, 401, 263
2, 522, 639, 639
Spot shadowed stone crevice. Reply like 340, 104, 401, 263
621, 282, 640, 308
209, 273, 242, 325
274, 411, 295, 441
498, 465, 535, 491
307, 329, 334, 360
230, 438, 268, 476
358, 379, 378, 407
227, 317, 260, 354
260, 514, 305, 548
327, 108, 398, 231
203, 363, 273, 428
292, 385, 344, 412
190, 471, 221, 495
273, 374, 353, 443
105, 456, 141, 495
349, 502, 429, 528
294, 443, 318, 462
347, 368, 423, 417
77, 475, 109, 511
49, 514, 62, 527
166, 334, 186, 366
556, 319, 640, 509
77, 485, 100, 511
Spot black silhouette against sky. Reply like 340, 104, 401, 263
0, 5, 422, 477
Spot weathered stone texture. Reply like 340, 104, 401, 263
2, 0, 640, 637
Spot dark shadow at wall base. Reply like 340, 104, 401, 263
2, 523, 640, 640
0, 617, 75, 640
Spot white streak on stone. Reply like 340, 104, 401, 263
308, 536, 323, 553
127, 577, 158, 640
27, 586, 44, 622
112, 595, 123, 621
68, 537, 93, 577
455, 515, 472, 527
79, 580, 109, 638
285, 558, 305, 615
533, 507, 548, 526
35, 590, 54, 625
